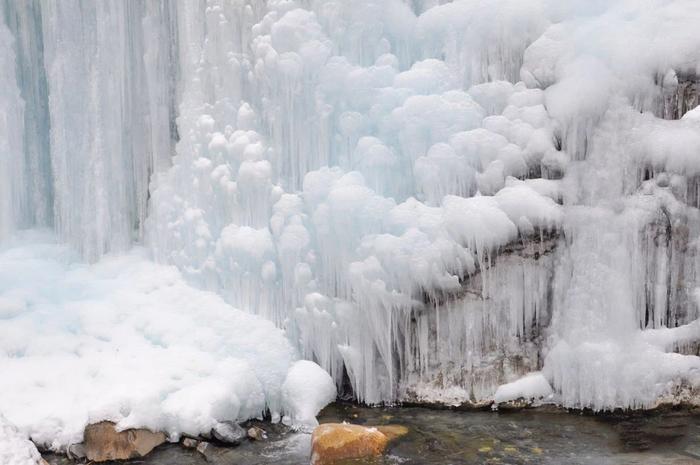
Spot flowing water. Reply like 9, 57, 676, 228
44, 404, 700, 465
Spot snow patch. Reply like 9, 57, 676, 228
0, 233, 334, 450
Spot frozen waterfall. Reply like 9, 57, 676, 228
1, 0, 700, 453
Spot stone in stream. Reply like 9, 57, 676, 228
181, 437, 199, 449
66, 442, 86, 460
376, 424, 409, 441
83, 421, 166, 462
310, 423, 407, 465
196, 441, 212, 459
247, 426, 267, 441
211, 421, 246, 445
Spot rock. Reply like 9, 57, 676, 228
685, 444, 700, 459
247, 426, 267, 441
66, 443, 86, 460
310, 423, 389, 465
211, 421, 246, 445
195, 441, 218, 461
83, 421, 166, 462
196, 441, 210, 454
182, 437, 199, 449
376, 425, 408, 441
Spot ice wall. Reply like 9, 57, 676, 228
1, 0, 178, 260
0, 12, 25, 239
1, 0, 52, 233
2, 0, 700, 410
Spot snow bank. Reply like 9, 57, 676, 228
0, 415, 43, 465
0, 232, 334, 451
494, 372, 553, 404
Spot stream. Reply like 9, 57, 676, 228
44, 404, 700, 465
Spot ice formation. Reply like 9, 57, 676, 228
2, 0, 700, 456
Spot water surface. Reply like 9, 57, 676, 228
45, 404, 700, 465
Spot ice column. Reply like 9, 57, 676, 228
39, 0, 177, 260
0, 13, 25, 239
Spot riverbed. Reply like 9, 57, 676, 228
44, 404, 700, 465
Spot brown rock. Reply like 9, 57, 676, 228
247, 426, 267, 441
196, 441, 210, 455
181, 437, 199, 449
376, 425, 409, 441
83, 421, 166, 462
195, 440, 219, 461
311, 423, 389, 465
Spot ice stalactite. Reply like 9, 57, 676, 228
656, 71, 699, 121
147, 0, 700, 408
1, 0, 52, 231
0, 12, 25, 240
38, 0, 178, 260
147, 1, 287, 323
417, 0, 549, 88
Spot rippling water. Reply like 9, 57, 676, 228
45, 404, 700, 465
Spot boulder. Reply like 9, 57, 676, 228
83, 421, 166, 462
310, 423, 389, 465
211, 421, 246, 445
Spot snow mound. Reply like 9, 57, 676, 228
494, 372, 553, 404
0, 232, 335, 451
0, 415, 43, 465
281, 360, 337, 429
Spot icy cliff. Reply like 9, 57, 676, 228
1, 0, 700, 451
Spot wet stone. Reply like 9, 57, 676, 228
211, 421, 246, 445
181, 438, 198, 449
247, 426, 267, 441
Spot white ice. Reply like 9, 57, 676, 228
2, 3, 700, 457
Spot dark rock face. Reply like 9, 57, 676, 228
399, 234, 559, 405
658, 72, 699, 120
